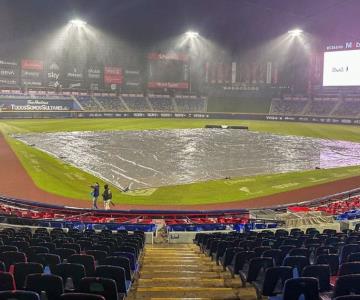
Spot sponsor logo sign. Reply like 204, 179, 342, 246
46, 62, 60, 88
87, 68, 102, 79
0, 99, 74, 111
0, 69, 17, 77
0, 60, 18, 67
0, 78, 18, 86
66, 68, 83, 80
104, 67, 123, 84
21, 59, 44, 70
148, 81, 189, 89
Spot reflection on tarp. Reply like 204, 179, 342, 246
16, 129, 360, 190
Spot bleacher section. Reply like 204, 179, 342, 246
121, 94, 151, 111
304, 99, 338, 116
76, 96, 100, 111
333, 100, 360, 117
148, 94, 174, 111
0, 190, 359, 298
0, 226, 144, 300
95, 96, 128, 111
193, 226, 360, 299
270, 93, 360, 118
270, 96, 308, 115
174, 95, 207, 112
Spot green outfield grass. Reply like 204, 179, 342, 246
1, 119, 360, 206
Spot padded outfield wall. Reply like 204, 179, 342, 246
0, 111, 360, 126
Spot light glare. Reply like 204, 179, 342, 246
186, 31, 199, 38
70, 19, 87, 27
288, 29, 303, 37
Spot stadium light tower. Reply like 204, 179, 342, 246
185, 31, 199, 38
288, 28, 303, 37
70, 19, 87, 27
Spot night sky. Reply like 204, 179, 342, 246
0, 0, 358, 57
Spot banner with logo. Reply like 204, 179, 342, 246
63, 67, 84, 89
123, 69, 142, 91
46, 61, 61, 88
0, 59, 20, 87
21, 59, 44, 87
87, 66, 103, 91
104, 67, 123, 91
0, 98, 75, 111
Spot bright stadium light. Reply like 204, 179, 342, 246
186, 31, 199, 38
288, 28, 303, 37
70, 19, 87, 27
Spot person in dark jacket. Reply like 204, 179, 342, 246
90, 182, 100, 209
102, 184, 113, 210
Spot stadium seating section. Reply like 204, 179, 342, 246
194, 226, 360, 299
0, 226, 144, 299
2, 89, 360, 116
270, 91, 360, 118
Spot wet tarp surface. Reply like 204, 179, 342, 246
16, 129, 360, 189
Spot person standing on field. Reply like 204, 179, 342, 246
102, 184, 113, 210
90, 182, 100, 209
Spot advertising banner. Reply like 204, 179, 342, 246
87, 66, 103, 91
123, 69, 142, 91
21, 59, 44, 87
46, 62, 61, 88
64, 67, 84, 89
104, 67, 123, 84
0, 59, 19, 87
104, 67, 123, 91
0, 98, 75, 111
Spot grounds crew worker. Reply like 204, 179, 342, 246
102, 184, 114, 210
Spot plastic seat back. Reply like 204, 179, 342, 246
59, 293, 105, 300
53, 248, 77, 261
246, 257, 273, 283
0, 272, 15, 291
52, 263, 86, 291
340, 244, 360, 264
283, 277, 319, 300
99, 256, 131, 281
283, 255, 309, 276
339, 262, 360, 276
31, 253, 61, 273
262, 249, 282, 266
348, 252, 360, 262
302, 264, 331, 292
316, 254, 339, 276
262, 266, 293, 296
333, 274, 360, 298
0, 291, 40, 300
85, 250, 107, 262
26, 273, 64, 300
0, 251, 27, 271
68, 254, 96, 276
95, 265, 128, 294
13, 262, 43, 289
79, 277, 118, 300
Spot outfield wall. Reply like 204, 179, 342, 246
1, 110, 360, 126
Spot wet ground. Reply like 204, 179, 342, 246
16, 129, 360, 190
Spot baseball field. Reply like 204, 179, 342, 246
0, 118, 360, 209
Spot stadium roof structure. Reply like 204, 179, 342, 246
0, 0, 357, 56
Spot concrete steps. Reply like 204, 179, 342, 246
140, 270, 222, 279
128, 244, 257, 300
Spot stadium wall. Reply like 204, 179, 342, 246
207, 96, 272, 113
0, 111, 360, 126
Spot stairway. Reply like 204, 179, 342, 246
128, 244, 257, 300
